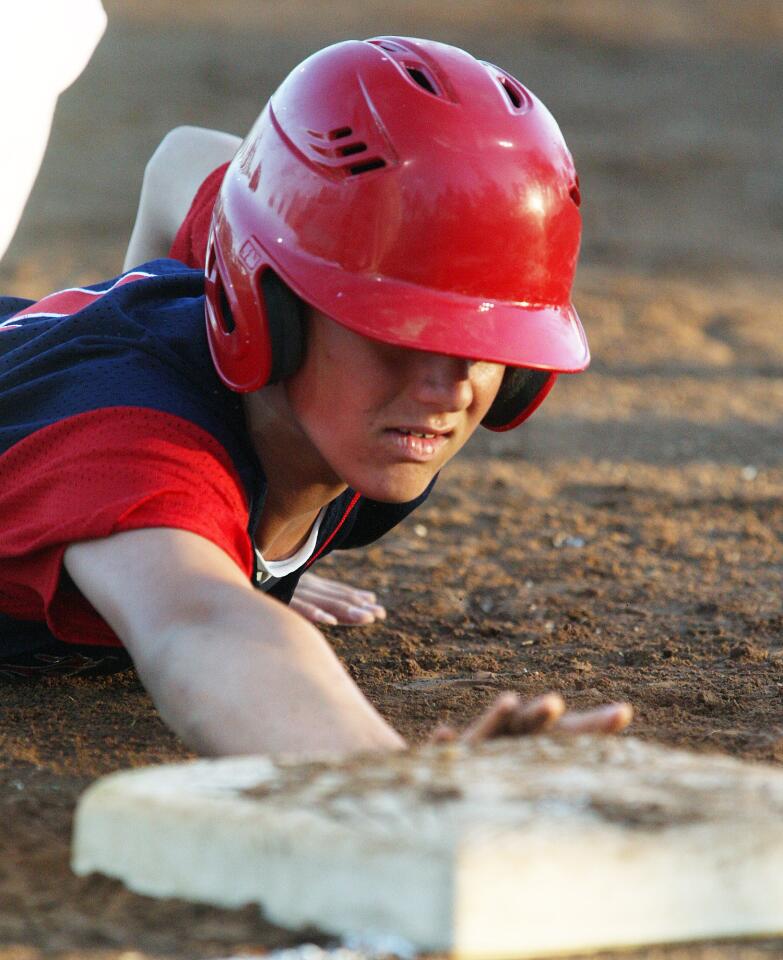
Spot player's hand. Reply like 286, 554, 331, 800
291, 571, 387, 626
429, 692, 633, 745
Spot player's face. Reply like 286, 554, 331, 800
283, 308, 505, 503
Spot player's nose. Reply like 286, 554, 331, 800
408, 353, 474, 412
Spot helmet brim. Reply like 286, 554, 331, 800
270, 247, 589, 373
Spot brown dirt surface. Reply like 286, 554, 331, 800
1, 2, 782, 959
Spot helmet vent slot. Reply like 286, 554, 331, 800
499, 76, 522, 108
405, 65, 440, 96
483, 62, 533, 114
304, 124, 387, 176
367, 39, 448, 99
205, 239, 216, 277
569, 180, 581, 207
217, 280, 236, 334
349, 158, 386, 176
372, 39, 409, 54
338, 141, 368, 157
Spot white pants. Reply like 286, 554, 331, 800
0, 0, 106, 260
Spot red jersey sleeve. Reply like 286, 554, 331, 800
0, 407, 254, 647
168, 163, 229, 270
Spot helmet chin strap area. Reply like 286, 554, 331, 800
482, 368, 557, 431
259, 272, 305, 384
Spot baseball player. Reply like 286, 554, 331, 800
0, 38, 632, 755
126, 125, 390, 627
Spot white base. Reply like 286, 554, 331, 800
72, 736, 783, 957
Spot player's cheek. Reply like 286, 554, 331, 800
472, 363, 505, 414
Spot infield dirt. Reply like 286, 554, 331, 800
0, 3, 781, 959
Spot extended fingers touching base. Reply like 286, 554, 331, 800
430, 692, 633, 746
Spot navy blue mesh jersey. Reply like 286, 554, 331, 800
0, 259, 433, 670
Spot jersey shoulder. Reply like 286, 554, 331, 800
0, 260, 251, 474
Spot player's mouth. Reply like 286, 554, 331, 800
383, 425, 453, 462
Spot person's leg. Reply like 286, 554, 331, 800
0, 0, 106, 259
123, 126, 240, 270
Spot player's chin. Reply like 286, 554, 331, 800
352, 462, 443, 504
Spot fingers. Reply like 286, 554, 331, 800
289, 598, 340, 626
290, 595, 373, 625
553, 702, 634, 735
292, 572, 387, 626
428, 693, 633, 749
429, 723, 458, 744
298, 571, 382, 607
461, 692, 566, 746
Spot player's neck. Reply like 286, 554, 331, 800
241, 386, 347, 556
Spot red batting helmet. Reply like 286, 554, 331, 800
204, 37, 587, 430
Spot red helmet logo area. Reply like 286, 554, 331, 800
204, 36, 588, 430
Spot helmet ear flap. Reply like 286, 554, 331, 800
260, 272, 305, 384
205, 220, 306, 390
482, 368, 557, 431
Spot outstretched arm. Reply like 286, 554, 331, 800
64, 527, 404, 757
63, 527, 631, 758
123, 126, 240, 271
